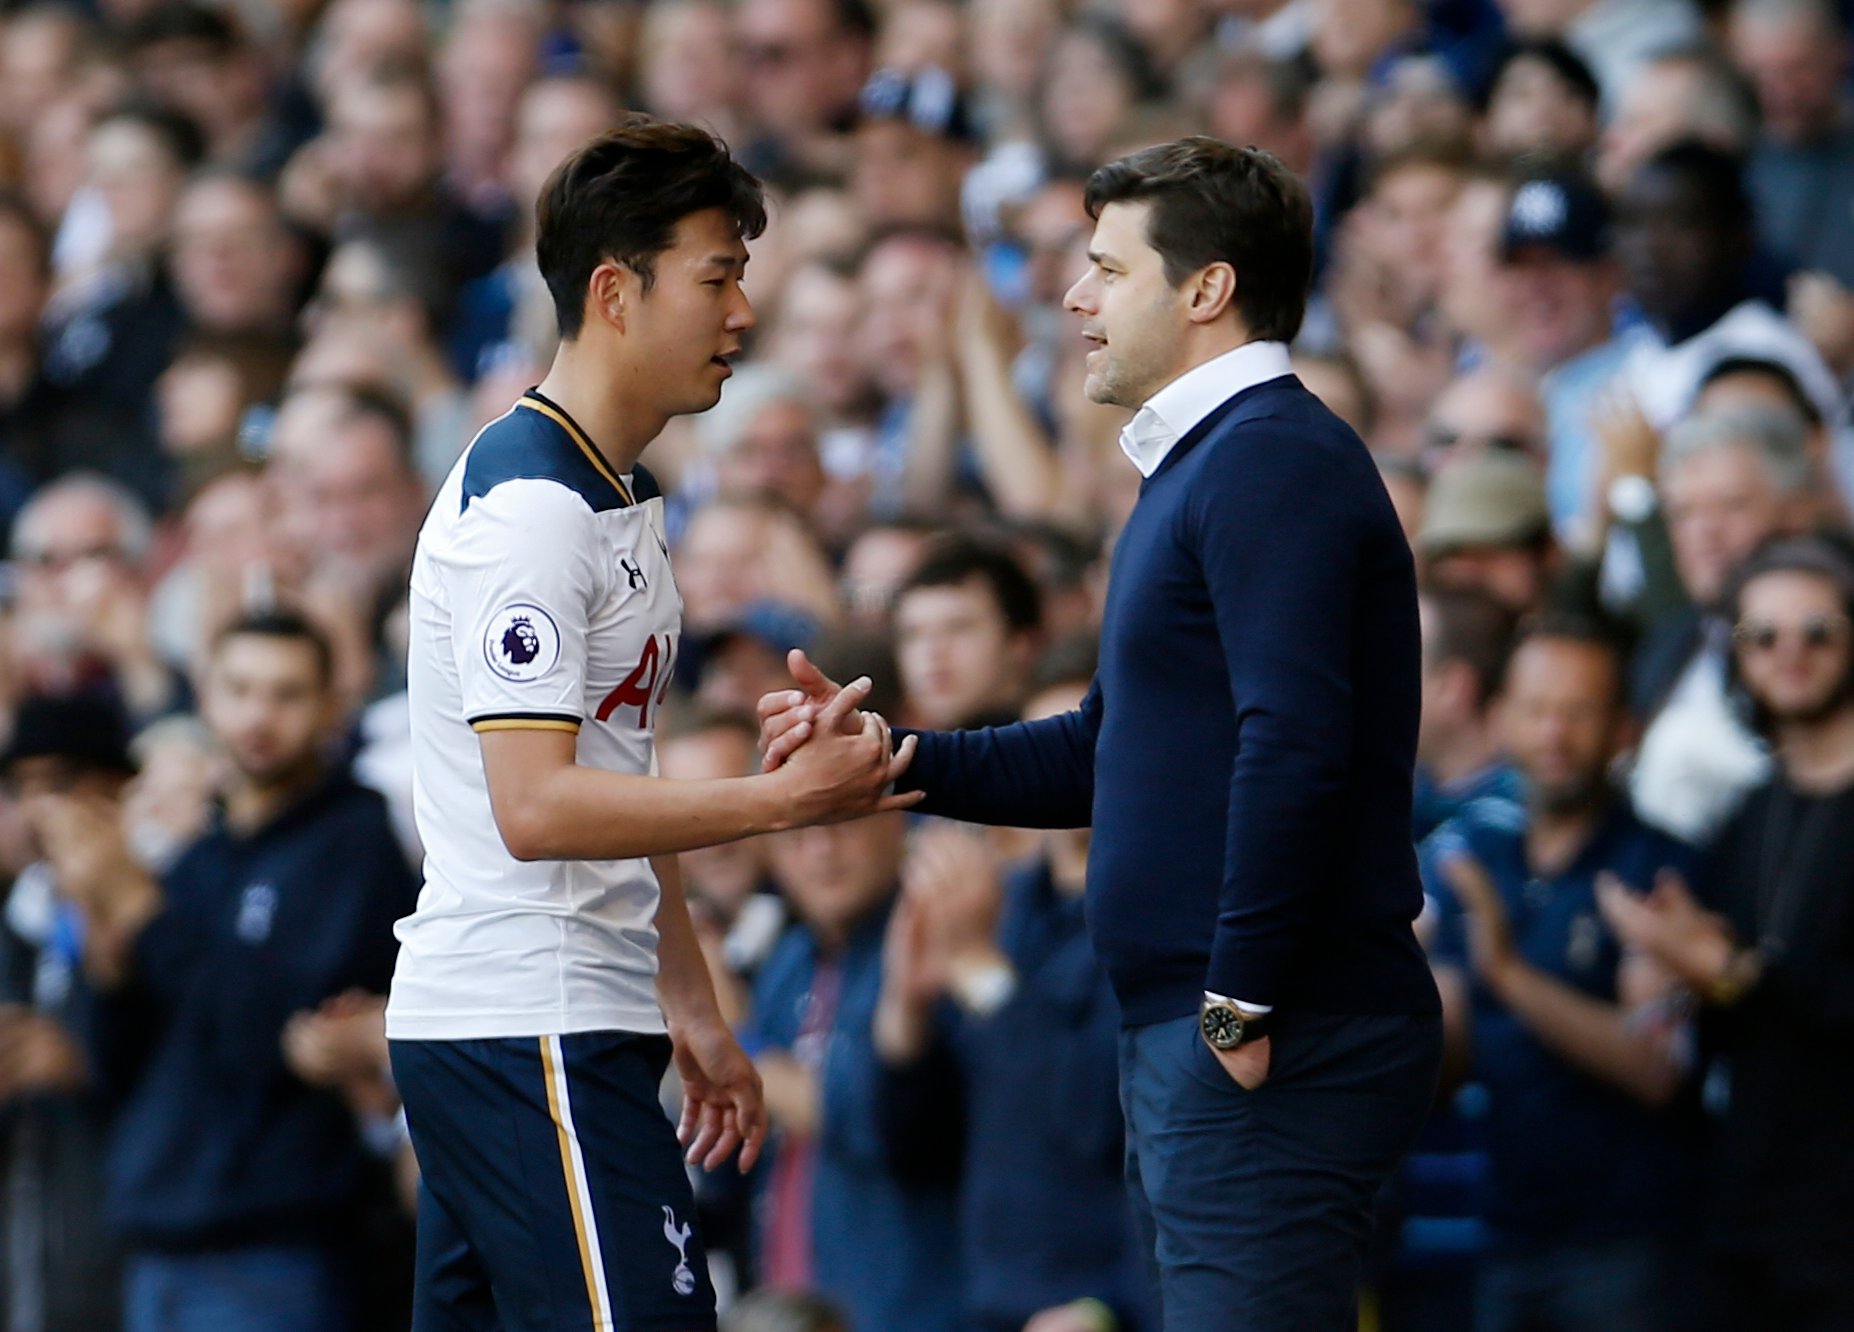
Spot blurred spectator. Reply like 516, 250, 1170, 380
154, 333, 292, 495
0, 694, 135, 1332
1478, 39, 1600, 163
168, 171, 305, 341
302, 233, 472, 487
676, 494, 841, 635
639, 0, 747, 145
748, 808, 960, 1332
735, 0, 876, 180
1419, 448, 1560, 617
852, 67, 976, 233
9, 474, 180, 725
1611, 142, 1842, 439
1424, 621, 1700, 1332
874, 650, 1154, 1332
1629, 406, 1813, 843
1729, 0, 1854, 287
1421, 368, 1548, 479
1494, 0, 1703, 114
839, 518, 933, 626
894, 537, 1041, 729
1414, 585, 1522, 841
433, 0, 541, 222
0, 8, 97, 141
124, 2, 297, 177
1596, 46, 1759, 195
854, 226, 962, 513
1491, 170, 1633, 549
37, 611, 413, 1332
695, 365, 843, 543
1038, 16, 1164, 177
1601, 536, 1854, 1332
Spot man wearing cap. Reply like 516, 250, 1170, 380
1420, 450, 1561, 618
1492, 168, 1636, 549
0, 694, 138, 1332
851, 66, 977, 232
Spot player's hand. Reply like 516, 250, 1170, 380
756, 649, 857, 772
776, 676, 922, 823
670, 1017, 768, 1172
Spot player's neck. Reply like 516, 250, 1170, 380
536, 340, 664, 475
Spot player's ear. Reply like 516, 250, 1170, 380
588, 260, 630, 331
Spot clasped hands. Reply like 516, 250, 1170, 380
757, 650, 923, 822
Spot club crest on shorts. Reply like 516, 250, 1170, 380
663, 1206, 696, 1295
484, 603, 561, 682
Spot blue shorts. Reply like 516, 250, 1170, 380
390, 1032, 716, 1332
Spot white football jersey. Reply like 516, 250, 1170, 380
387, 390, 682, 1040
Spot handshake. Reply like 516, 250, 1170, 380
753, 649, 925, 827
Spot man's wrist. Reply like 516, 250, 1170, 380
1203, 990, 1271, 1016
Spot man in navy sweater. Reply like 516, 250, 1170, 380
762, 138, 1442, 1331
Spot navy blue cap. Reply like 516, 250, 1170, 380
857, 66, 975, 143
1500, 173, 1610, 262
0, 693, 135, 775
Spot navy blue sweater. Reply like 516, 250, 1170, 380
90, 774, 414, 1250
899, 376, 1439, 1024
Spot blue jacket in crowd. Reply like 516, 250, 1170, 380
745, 898, 961, 1332
881, 856, 1154, 1332
90, 773, 414, 1250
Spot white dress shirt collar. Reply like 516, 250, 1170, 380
1118, 340, 1294, 478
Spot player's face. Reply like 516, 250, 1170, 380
1064, 200, 1191, 410
202, 635, 333, 789
630, 206, 756, 417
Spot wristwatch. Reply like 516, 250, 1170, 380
1200, 996, 1271, 1050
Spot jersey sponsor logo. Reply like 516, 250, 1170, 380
662, 1206, 696, 1296
620, 557, 646, 590
596, 632, 675, 728
484, 602, 562, 683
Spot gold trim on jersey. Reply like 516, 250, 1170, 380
469, 716, 582, 734
517, 395, 635, 507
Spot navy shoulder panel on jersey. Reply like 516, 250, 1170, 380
461, 393, 634, 514
629, 462, 662, 504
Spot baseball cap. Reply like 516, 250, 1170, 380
1418, 452, 1552, 557
857, 66, 976, 143
1500, 172, 1610, 263
0, 693, 136, 776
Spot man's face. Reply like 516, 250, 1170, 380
329, 83, 441, 216
1423, 373, 1547, 472
1065, 201, 1191, 410
1497, 637, 1625, 813
202, 634, 331, 788
299, 415, 420, 579
511, 81, 619, 213
1426, 546, 1548, 617
1485, 55, 1598, 159
769, 811, 903, 938
737, 0, 866, 136
851, 120, 965, 231
770, 264, 871, 415
1735, 570, 1854, 727
1495, 248, 1615, 368
1663, 444, 1789, 608
1613, 166, 1740, 326
715, 398, 825, 514
896, 576, 1026, 727
14, 492, 133, 616
858, 236, 958, 399
170, 179, 298, 333
1730, 13, 1846, 146
621, 207, 756, 419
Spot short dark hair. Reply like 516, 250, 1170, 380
899, 537, 1042, 634
1421, 585, 1517, 709
1635, 139, 1754, 232
1699, 355, 1823, 427
537, 115, 767, 338
1084, 136, 1314, 343
99, 101, 207, 172
126, 0, 242, 56
1488, 38, 1600, 111
214, 609, 335, 684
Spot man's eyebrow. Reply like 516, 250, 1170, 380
1087, 249, 1120, 269
701, 253, 748, 272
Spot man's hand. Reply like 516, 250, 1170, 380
1441, 853, 1521, 994
1595, 869, 1736, 990
1208, 1034, 1272, 1090
21, 793, 162, 986
771, 674, 922, 824
670, 1016, 768, 1172
906, 824, 1009, 996
0, 1006, 86, 1100
874, 886, 945, 1063
282, 990, 396, 1118
757, 650, 857, 772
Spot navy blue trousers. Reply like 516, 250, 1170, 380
1119, 1011, 1442, 1331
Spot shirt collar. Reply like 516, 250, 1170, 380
1117, 341, 1294, 477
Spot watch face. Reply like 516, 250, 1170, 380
1202, 1004, 1244, 1050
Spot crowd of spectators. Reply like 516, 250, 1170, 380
0, 0, 1853, 1328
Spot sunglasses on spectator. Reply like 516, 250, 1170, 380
1733, 614, 1853, 653
1423, 427, 1540, 456
19, 544, 126, 572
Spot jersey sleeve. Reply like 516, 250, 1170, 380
448, 479, 604, 733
